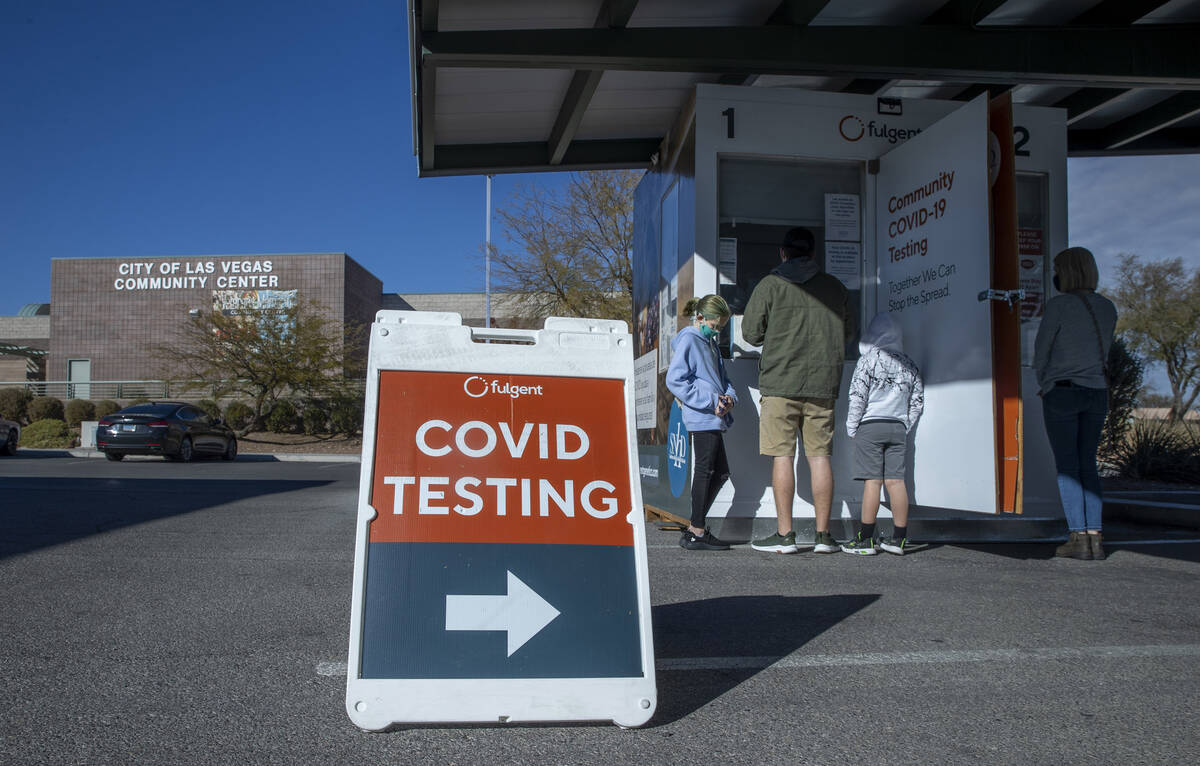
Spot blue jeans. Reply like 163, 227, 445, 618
1042, 385, 1107, 531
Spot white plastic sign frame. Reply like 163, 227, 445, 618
346, 311, 657, 730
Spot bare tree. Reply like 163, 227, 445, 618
156, 300, 365, 433
1110, 254, 1200, 424
491, 170, 638, 323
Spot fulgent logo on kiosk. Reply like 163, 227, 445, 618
464, 375, 546, 399
838, 114, 922, 144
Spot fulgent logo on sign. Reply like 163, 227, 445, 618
838, 115, 865, 141
838, 115, 921, 144
464, 375, 546, 399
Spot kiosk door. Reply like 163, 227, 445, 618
876, 96, 1005, 514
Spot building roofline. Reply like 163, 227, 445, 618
50, 252, 350, 261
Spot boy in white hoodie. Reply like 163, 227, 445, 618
842, 312, 924, 555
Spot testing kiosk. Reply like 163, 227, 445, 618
634, 84, 1068, 541
347, 312, 656, 729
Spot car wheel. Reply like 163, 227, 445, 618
177, 437, 194, 463
105, 452, 124, 462
221, 437, 237, 461
4, 429, 19, 455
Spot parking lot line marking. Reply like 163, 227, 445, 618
317, 643, 1200, 677
657, 644, 1200, 671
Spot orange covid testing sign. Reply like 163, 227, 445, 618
368, 370, 634, 547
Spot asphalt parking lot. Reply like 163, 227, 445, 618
2, 454, 1198, 765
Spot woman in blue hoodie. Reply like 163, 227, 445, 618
666, 294, 738, 551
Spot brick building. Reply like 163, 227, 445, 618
0, 306, 50, 381
0, 253, 544, 392
48, 253, 382, 384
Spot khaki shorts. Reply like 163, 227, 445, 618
759, 396, 836, 457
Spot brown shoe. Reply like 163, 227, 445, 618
1089, 532, 1106, 560
1055, 531, 1093, 560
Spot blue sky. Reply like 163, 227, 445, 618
3, 1, 1198, 385
2, 0, 558, 315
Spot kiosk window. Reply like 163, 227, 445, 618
717, 157, 863, 358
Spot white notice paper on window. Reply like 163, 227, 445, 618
826, 242, 861, 290
718, 237, 737, 285
824, 193, 861, 242
633, 350, 657, 429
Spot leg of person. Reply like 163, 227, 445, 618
1043, 388, 1091, 560
1079, 387, 1108, 560
701, 434, 732, 522
879, 424, 910, 555
802, 398, 838, 553
842, 478, 881, 555
843, 423, 884, 554
879, 480, 909, 555
681, 431, 731, 551
753, 397, 799, 553
750, 456, 798, 553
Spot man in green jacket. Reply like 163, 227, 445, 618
742, 227, 851, 554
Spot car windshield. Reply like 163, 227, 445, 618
117, 404, 181, 417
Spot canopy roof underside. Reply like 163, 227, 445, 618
410, 0, 1200, 176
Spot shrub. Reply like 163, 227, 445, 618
94, 399, 122, 419
265, 399, 299, 433
302, 402, 329, 435
0, 388, 31, 423
28, 396, 65, 422
21, 418, 74, 448
223, 401, 254, 431
1113, 419, 1200, 484
64, 399, 96, 427
196, 399, 222, 421
1099, 337, 1143, 465
329, 393, 364, 436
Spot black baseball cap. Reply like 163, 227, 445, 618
781, 227, 814, 255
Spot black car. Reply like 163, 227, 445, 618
96, 402, 238, 462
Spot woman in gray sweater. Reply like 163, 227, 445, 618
1034, 247, 1118, 560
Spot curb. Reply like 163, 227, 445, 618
1105, 499, 1200, 530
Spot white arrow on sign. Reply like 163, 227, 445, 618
445, 571, 562, 657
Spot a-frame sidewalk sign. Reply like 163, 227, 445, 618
346, 311, 657, 729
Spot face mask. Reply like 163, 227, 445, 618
700, 323, 720, 340
1052, 274, 1061, 292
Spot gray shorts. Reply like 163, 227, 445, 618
852, 420, 908, 480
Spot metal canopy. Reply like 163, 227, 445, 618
409, 0, 1200, 176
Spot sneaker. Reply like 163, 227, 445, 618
879, 535, 908, 555
840, 531, 877, 555
751, 530, 798, 554
812, 531, 840, 554
680, 530, 731, 551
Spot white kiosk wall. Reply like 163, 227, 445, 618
634, 84, 1068, 538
